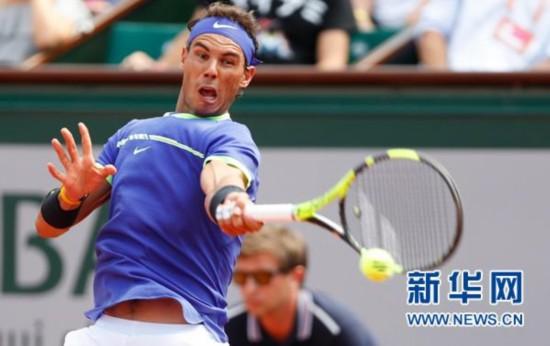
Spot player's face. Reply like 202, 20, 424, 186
179, 34, 256, 116
233, 253, 301, 318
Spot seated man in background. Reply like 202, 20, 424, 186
226, 225, 377, 346
122, 0, 356, 71
416, 0, 550, 71
0, 0, 93, 65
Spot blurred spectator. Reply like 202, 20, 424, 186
350, 0, 374, 32
122, 0, 356, 71
373, 0, 429, 29
226, 225, 377, 346
351, 0, 429, 32
0, 0, 93, 65
84, 0, 121, 16
121, 7, 205, 71
416, 0, 550, 71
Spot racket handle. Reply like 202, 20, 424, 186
245, 203, 296, 222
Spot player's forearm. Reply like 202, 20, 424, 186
35, 187, 82, 238
36, 182, 111, 238
201, 160, 246, 201
316, 29, 350, 70
35, 213, 70, 238
418, 30, 448, 69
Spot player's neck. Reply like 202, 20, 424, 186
174, 96, 228, 117
259, 293, 298, 342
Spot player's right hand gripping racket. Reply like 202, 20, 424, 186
226, 149, 463, 279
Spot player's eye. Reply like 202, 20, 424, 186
222, 58, 236, 67
195, 51, 208, 61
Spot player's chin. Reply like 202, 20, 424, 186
195, 99, 224, 116
194, 107, 220, 117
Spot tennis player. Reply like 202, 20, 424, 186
35, 3, 262, 345
227, 225, 377, 345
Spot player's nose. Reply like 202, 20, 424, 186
203, 60, 218, 79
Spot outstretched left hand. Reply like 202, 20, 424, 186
48, 122, 117, 202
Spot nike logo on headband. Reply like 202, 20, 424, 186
213, 21, 238, 30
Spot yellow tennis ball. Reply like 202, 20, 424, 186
359, 248, 401, 282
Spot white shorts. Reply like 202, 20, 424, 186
64, 315, 228, 346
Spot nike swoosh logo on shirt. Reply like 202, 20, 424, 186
133, 146, 151, 155
213, 21, 237, 30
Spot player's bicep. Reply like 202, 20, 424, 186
203, 155, 252, 188
200, 159, 247, 196
205, 123, 260, 190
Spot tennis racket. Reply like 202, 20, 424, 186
223, 149, 463, 276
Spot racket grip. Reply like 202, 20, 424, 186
245, 204, 295, 222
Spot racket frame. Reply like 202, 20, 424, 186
244, 149, 464, 271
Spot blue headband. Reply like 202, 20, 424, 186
188, 16, 261, 66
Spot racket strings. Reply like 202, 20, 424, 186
345, 159, 458, 271
357, 179, 401, 261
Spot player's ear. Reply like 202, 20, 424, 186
239, 66, 256, 88
181, 47, 188, 64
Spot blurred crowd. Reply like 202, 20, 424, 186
1, 0, 549, 71
0, 0, 93, 64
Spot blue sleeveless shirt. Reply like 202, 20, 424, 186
86, 112, 260, 342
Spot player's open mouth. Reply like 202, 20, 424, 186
199, 87, 218, 102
